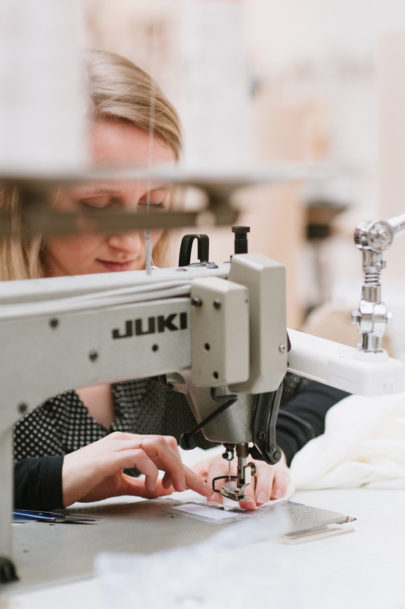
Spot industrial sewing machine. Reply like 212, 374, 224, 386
0, 188, 404, 584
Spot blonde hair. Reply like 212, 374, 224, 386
0, 49, 182, 279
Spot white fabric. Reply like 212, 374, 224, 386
290, 392, 405, 489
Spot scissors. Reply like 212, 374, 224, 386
13, 509, 99, 524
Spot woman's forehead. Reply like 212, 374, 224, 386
90, 120, 175, 166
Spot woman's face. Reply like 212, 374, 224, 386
42, 120, 176, 276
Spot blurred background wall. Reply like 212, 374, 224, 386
82, 0, 405, 350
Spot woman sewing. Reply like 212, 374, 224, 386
2, 50, 347, 511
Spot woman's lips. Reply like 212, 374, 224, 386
97, 259, 137, 272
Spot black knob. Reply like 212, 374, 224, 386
232, 226, 250, 254
179, 432, 196, 450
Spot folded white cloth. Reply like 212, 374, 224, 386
290, 393, 405, 489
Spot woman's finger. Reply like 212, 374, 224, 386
107, 433, 187, 492
119, 475, 174, 499
141, 435, 187, 492
238, 482, 256, 510
270, 461, 291, 499
192, 460, 209, 478
107, 433, 212, 496
254, 464, 275, 506
184, 466, 212, 498
161, 472, 174, 489
112, 449, 160, 492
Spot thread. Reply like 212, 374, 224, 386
144, 22, 160, 275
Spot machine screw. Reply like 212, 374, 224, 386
17, 403, 28, 415
49, 318, 59, 329
152, 344, 159, 352
191, 297, 202, 307
213, 299, 221, 309
278, 343, 286, 353
89, 350, 98, 362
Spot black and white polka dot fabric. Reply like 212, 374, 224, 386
13, 378, 210, 462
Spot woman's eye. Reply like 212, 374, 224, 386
78, 197, 114, 209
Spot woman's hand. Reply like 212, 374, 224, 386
62, 431, 212, 507
193, 452, 290, 510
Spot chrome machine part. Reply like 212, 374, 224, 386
352, 215, 405, 352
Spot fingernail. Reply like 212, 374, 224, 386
273, 487, 283, 499
257, 492, 267, 505
241, 496, 255, 510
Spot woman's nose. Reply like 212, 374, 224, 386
107, 230, 144, 254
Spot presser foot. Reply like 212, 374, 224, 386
212, 445, 257, 503
212, 475, 246, 501
212, 462, 257, 502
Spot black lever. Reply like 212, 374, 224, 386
250, 384, 283, 465
178, 234, 209, 266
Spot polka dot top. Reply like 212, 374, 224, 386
13, 378, 210, 464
